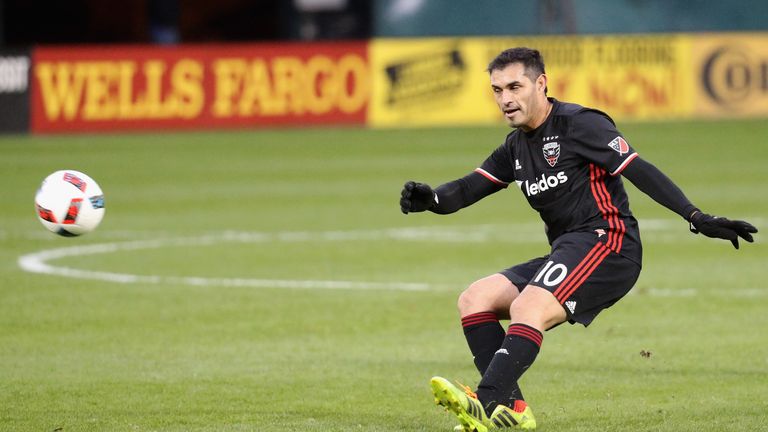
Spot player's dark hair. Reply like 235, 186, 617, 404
487, 47, 547, 93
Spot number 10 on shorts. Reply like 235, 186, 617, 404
533, 260, 568, 287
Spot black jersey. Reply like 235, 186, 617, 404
477, 98, 642, 265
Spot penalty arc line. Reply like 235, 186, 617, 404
17, 231, 441, 292
16, 221, 765, 294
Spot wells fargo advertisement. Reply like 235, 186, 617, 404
31, 42, 370, 133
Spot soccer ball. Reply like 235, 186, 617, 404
35, 170, 105, 237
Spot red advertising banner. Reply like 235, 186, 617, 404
31, 42, 369, 133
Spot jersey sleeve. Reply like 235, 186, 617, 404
476, 142, 515, 188
570, 109, 639, 176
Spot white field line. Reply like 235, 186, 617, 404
16, 234, 433, 291
11, 217, 765, 242
15, 218, 764, 294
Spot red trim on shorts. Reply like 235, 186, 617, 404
552, 241, 612, 304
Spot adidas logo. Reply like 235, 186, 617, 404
565, 300, 577, 314
495, 348, 509, 355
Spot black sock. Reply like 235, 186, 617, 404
461, 313, 525, 401
475, 323, 542, 414
462, 312, 504, 374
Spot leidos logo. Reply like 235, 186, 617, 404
522, 172, 568, 196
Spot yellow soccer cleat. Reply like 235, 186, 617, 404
449, 399, 537, 431
430, 376, 491, 432
489, 400, 537, 430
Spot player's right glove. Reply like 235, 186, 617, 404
400, 181, 436, 214
688, 211, 758, 249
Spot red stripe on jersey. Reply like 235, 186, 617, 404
507, 324, 543, 347
474, 168, 509, 187
601, 177, 626, 252
589, 165, 616, 249
592, 166, 617, 250
589, 164, 625, 253
594, 165, 626, 252
552, 241, 605, 302
461, 312, 498, 327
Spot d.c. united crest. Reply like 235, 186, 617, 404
542, 142, 560, 167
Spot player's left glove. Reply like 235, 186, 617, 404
688, 211, 758, 249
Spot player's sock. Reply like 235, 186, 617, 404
461, 312, 504, 374
461, 312, 525, 401
475, 323, 543, 415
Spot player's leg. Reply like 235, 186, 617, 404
458, 273, 519, 376
458, 273, 520, 318
458, 258, 547, 377
436, 265, 545, 430
474, 284, 565, 417
508, 284, 569, 330
474, 231, 641, 423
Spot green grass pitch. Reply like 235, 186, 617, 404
0, 119, 766, 431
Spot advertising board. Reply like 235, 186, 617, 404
31, 43, 370, 133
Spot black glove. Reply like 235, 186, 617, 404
400, 181, 436, 214
689, 211, 758, 249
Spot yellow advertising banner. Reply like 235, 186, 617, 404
691, 32, 768, 118
368, 38, 500, 127
369, 35, 697, 127
487, 35, 695, 121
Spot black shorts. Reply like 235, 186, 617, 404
500, 231, 641, 326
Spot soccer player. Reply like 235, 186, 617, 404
399, 47, 757, 431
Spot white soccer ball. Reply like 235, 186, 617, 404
35, 170, 105, 237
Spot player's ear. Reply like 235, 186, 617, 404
537, 73, 548, 94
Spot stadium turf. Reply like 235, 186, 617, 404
1, 120, 766, 431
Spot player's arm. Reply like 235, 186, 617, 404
620, 157, 697, 219
621, 157, 758, 249
400, 171, 503, 215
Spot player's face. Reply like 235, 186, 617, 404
490, 63, 548, 131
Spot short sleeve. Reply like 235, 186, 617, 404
477, 143, 514, 188
570, 110, 639, 176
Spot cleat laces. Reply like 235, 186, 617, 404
455, 381, 478, 400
